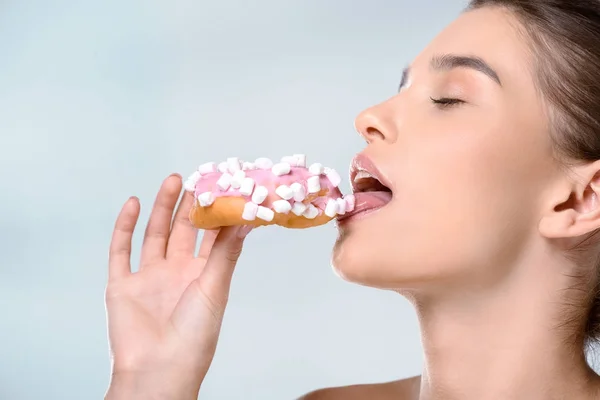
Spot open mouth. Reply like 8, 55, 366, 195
337, 154, 393, 222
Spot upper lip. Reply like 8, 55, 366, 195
349, 153, 393, 194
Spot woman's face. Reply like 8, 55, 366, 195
332, 7, 560, 290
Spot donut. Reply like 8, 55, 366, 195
183, 155, 356, 230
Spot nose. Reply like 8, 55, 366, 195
354, 101, 398, 144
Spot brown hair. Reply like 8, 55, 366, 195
465, 0, 600, 349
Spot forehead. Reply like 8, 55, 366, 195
413, 7, 534, 89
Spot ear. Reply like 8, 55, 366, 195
539, 160, 600, 239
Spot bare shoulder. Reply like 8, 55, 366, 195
297, 376, 421, 400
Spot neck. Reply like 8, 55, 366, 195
409, 252, 599, 400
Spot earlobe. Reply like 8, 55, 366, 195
539, 163, 600, 239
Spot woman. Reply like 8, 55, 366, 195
104, 1, 600, 399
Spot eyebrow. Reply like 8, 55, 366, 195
398, 54, 502, 91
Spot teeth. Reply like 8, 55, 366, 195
197, 192, 215, 207
302, 204, 319, 219
293, 154, 306, 167
324, 198, 338, 217
344, 194, 355, 212
308, 163, 324, 175
227, 157, 241, 173
251, 185, 269, 204
242, 161, 256, 171
272, 162, 291, 176
272, 200, 292, 214
325, 168, 341, 187
290, 182, 306, 201
239, 177, 255, 196
255, 157, 274, 170
216, 172, 233, 191
217, 162, 228, 173
242, 202, 258, 220
230, 170, 246, 189
354, 170, 375, 182
275, 185, 294, 200
291, 202, 307, 216
256, 206, 275, 221
307, 176, 321, 193
198, 162, 216, 175
336, 198, 347, 214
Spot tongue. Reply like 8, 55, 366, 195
341, 191, 392, 218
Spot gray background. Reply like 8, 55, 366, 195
0, 1, 467, 399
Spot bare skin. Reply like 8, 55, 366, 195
106, 6, 600, 400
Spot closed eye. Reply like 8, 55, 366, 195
430, 97, 465, 109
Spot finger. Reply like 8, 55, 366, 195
166, 190, 198, 258
140, 174, 181, 265
108, 196, 140, 280
196, 226, 249, 306
197, 229, 220, 260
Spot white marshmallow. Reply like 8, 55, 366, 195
216, 172, 233, 191
293, 154, 306, 167
336, 198, 347, 214
227, 157, 241, 173
272, 200, 292, 214
281, 156, 297, 165
254, 157, 273, 169
271, 162, 291, 176
307, 176, 321, 193
197, 192, 215, 207
290, 182, 306, 201
239, 177, 255, 196
198, 162, 216, 175
184, 171, 201, 192
291, 202, 307, 216
217, 162, 228, 173
324, 198, 338, 217
325, 168, 341, 187
251, 185, 269, 204
302, 204, 319, 219
308, 163, 324, 175
256, 206, 274, 221
344, 194, 355, 212
242, 202, 258, 220
230, 170, 246, 189
275, 185, 294, 200
242, 161, 256, 170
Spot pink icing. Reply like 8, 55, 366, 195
194, 167, 343, 215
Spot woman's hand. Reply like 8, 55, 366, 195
104, 174, 251, 400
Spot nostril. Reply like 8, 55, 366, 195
364, 127, 385, 143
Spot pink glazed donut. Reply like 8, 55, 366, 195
184, 155, 355, 229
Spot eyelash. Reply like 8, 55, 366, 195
429, 96, 465, 108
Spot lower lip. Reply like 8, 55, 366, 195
336, 191, 392, 224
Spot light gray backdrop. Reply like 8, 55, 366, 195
0, 1, 470, 399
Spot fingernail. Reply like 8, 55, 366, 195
237, 224, 253, 239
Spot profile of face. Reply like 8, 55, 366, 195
332, 7, 564, 291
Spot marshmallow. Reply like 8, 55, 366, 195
242, 161, 256, 170
290, 182, 306, 201
251, 185, 269, 204
272, 162, 291, 176
256, 206, 274, 221
242, 202, 258, 220
281, 156, 297, 165
184, 171, 200, 191
272, 200, 292, 214
198, 162, 216, 175
275, 185, 294, 200
302, 204, 319, 219
216, 173, 233, 191
197, 192, 215, 207
227, 157, 241, 173
254, 157, 273, 169
230, 170, 246, 189
324, 199, 338, 217
293, 154, 306, 167
344, 194, 355, 212
217, 162, 228, 173
308, 163, 324, 175
239, 177, 255, 196
336, 198, 347, 214
307, 176, 321, 193
325, 168, 341, 187
291, 202, 307, 216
